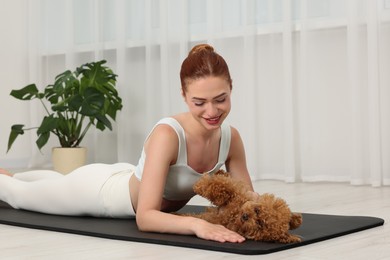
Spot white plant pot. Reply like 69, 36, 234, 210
52, 147, 87, 174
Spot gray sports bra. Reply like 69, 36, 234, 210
135, 117, 231, 201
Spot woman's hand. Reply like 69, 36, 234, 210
191, 218, 245, 243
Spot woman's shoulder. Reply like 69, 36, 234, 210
149, 122, 178, 140
144, 123, 179, 162
229, 125, 240, 136
227, 125, 244, 147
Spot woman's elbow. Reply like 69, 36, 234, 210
136, 214, 146, 231
135, 211, 153, 232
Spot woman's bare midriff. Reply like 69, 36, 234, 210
129, 174, 190, 214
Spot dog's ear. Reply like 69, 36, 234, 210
289, 212, 302, 230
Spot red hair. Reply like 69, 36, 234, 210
180, 44, 233, 93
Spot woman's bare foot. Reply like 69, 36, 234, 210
0, 168, 13, 177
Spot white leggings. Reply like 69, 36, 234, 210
0, 163, 136, 218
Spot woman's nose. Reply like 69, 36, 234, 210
205, 103, 218, 116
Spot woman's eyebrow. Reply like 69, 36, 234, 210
191, 93, 227, 101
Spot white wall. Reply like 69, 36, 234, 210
0, 0, 31, 168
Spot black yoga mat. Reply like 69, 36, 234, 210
0, 201, 384, 255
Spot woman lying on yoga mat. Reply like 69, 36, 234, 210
0, 44, 255, 243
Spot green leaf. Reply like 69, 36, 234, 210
54, 70, 76, 92
10, 84, 40, 100
67, 94, 83, 112
51, 102, 68, 112
44, 84, 60, 105
105, 97, 123, 120
37, 115, 59, 135
78, 60, 118, 96
7, 124, 25, 152
94, 114, 112, 131
36, 132, 50, 150
79, 88, 105, 116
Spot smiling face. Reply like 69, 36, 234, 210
183, 76, 232, 130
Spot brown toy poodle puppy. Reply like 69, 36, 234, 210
187, 170, 302, 243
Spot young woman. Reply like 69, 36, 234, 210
0, 44, 254, 243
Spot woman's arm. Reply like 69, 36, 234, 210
135, 124, 245, 243
225, 127, 254, 191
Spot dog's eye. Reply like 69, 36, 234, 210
241, 213, 249, 221
254, 207, 260, 215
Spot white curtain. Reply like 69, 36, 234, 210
21, 0, 390, 186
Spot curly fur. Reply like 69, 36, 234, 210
187, 170, 302, 243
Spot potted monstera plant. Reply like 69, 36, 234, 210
7, 60, 122, 173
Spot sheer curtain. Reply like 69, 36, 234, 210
24, 0, 389, 186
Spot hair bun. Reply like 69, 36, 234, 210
189, 44, 214, 56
